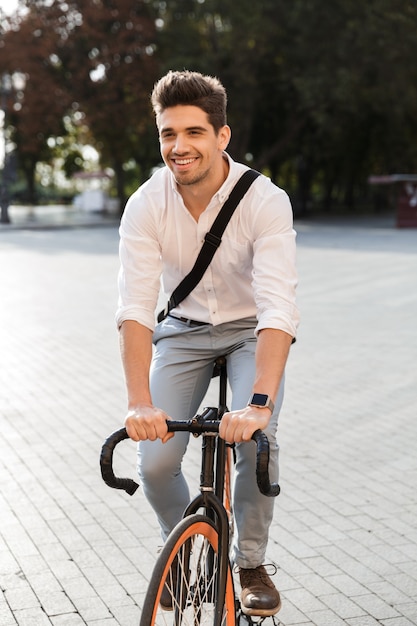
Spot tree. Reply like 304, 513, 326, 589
2, 0, 417, 212
55, 0, 160, 209
153, 0, 278, 162
1, 0, 160, 209
1, 7, 73, 202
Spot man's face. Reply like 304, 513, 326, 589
157, 105, 230, 187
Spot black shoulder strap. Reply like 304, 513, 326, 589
158, 168, 260, 322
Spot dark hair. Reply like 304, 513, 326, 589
151, 70, 227, 133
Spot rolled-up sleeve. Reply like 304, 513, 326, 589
115, 192, 162, 331
251, 185, 300, 337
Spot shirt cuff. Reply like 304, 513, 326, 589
255, 309, 299, 338
115, 306, 156, 332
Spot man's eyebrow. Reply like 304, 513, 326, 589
186, 125, 207, 132
159, 125, 207, 135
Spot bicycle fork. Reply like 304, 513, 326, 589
184, 419, 231, 626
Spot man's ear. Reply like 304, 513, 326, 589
218, 125, 231, 150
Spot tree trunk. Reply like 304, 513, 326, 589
22, 158, 37, 205
113, 161, 127, 215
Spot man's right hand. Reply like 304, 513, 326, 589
124, 404, 174, 444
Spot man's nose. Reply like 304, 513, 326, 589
173, 134, 188, 153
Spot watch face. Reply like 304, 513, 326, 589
251, 393, 268, 406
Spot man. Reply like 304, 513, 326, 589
116, 70, 299, 616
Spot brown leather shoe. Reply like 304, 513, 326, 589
239, 565, 281, 616
160, 557, 178, 611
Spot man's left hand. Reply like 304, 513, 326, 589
219, 406, 271, 443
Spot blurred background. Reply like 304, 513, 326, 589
1, 6, 417, 624
1, 0, 417, 221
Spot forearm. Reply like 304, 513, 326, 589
120, 320, 172, 442
219, 328, 293, 443
253, 328, 293, 401
119, 320, 153, 409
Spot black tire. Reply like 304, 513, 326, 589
140, 514, 236, 626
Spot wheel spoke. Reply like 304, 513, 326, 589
140, 515, 236, 626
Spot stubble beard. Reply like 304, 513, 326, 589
174, 164, 211, 187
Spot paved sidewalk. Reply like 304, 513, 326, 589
1, 204, 120, 230
0, 216, 416, 625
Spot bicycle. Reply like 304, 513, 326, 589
100, 356, 281, 626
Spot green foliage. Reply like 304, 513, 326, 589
1, 0, 417, 212
62, 149, 85, 178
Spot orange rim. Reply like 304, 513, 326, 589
152, 518, 236, 625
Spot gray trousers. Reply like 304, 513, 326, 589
138, 316, 284, 568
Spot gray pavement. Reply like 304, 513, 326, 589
1, 213, 416, 625
1, 205, 120, 230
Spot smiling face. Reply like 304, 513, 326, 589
157, 105, 231, 189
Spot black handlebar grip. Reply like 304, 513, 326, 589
100, 422, 279, 498
252, 429, 280, 497
100, 427, 139, 496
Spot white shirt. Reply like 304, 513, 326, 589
116, 154, 299, 337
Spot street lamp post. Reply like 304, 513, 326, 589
0, 151, 15, 224
0, 73, 17, 224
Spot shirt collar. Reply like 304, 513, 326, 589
216, 153, 237, 204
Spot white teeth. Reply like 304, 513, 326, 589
175, 158, 195, 165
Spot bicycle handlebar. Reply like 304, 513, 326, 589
100, 427, 139, 496
100, 414, 280, 498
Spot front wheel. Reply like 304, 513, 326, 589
140, 514, 236, 626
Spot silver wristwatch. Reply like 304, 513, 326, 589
247, 393, 275, 413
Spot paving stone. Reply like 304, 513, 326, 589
394, 603, 417, 624
283, 587, 327, 613
3, 586, 39, 612
351, 593, 401, 620
305, 609, 348, 626
50, 615, 87, 626
346, 617, 381, 626
381, 617, 416, 626
8, 608, 51, 626
1, 217, 416, 625
0, 597, 18, 626
277, 596, 314, 625
320, 592, 365, 619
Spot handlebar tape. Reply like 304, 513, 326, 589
100, 420, 280, 498
100, 428, 139, 496
251, 429, 280, 497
